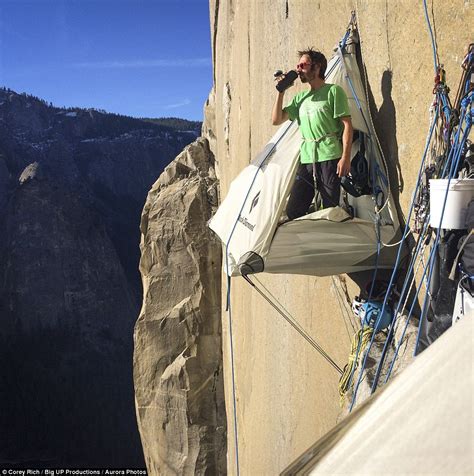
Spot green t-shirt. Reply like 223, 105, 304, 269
283, 83, 351, 164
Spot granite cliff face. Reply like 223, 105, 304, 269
134, 138, 225, 474
205, 1, 472, 474
0, 89, 197, 466
130, 1, 473, 474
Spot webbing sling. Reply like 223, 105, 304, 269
243, 274, 343, 375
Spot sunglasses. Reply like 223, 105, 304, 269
296, 62, 312, 69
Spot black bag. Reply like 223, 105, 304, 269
341, 136, 371, 197
460, 199, 474, 276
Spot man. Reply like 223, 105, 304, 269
272, 48, 353, 219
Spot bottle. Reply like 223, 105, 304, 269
275, 70, 298, 92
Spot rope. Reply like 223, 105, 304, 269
346, 10, 438, 407
449, 230, 474, 280
373, 220, 432, 389
332, 276, 358, 338
372, 93, 459, 388
454, 44, 474, 110
357, 16, 392, 216
338, 327, 373, 406
414, 101, 472, 354
381, 227, 412, 247
221, 117, 294, 476
225, 275, 241, 476
384, 227, 431, 383
422, 0, 439, 75
375, 105, 463, 385
385, 91, 471, 377
349, 106, 440, 409
339, 11, 357, 50
347, 4, 472, 400
220, 120, 297, 475
325, 56, 341, 80
243, 274, 343, 375
338, 14, 392, 234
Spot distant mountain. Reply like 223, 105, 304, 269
141, 117, 202, 136
0, 87, 199, 467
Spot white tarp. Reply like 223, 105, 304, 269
265, 211, 397, 276
281, 315, 473, 475
209, 36, 399, 277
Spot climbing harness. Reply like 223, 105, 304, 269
302, 132, 340, 144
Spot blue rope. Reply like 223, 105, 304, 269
224, 120, 294, 305
414, 106, 472, 354
377, 101, 450, 370
384, 114, 467, 362
344, 156, 383, 395
326, 57, 341, 80
368, 69, 470, 389
422, 0, 439, 75
383, 220, 430, 383
339, 30, 351, 50
339, 48, 391, 198
383, 97, 470, 379
222, 120, 294, 474
440, 92, 451, 123
363, 107, 439, 395
225, 277, 241, 476
345, 227, 381, 394
369, 220, 430, 392
376, 16, 472, 387
338, 40, 396, 399
339, 11, 356, 50
342, 62, 372, 135
376, 95, 470, 375
350, 107, 440, 409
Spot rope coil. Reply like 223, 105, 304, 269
338, 327, 373, 406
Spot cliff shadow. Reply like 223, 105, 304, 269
375, 70, 404, 204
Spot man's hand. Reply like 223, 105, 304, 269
337, 156, 351, 177
274, 71, 285, 83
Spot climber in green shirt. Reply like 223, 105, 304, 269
272, 48, 353, 219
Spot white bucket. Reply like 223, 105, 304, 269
429, 179, 474, 229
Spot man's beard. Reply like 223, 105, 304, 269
299, 71, 314, 83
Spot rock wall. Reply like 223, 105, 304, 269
134, 138, 226, 474
207, 0, 473, 474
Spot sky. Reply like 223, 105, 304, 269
0, 0, 213, 120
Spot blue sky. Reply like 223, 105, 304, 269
0, 0, 212, 120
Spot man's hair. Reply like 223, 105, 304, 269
297, 48, 327, 79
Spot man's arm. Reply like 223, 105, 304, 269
336, 116, 353, 177
272, 91, 289, 125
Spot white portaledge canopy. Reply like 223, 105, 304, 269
208, 30, 400, 277
281, 316, 474, 475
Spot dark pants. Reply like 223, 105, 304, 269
286, 159, 341, 220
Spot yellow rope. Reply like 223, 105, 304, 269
338, 326, 373, 406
